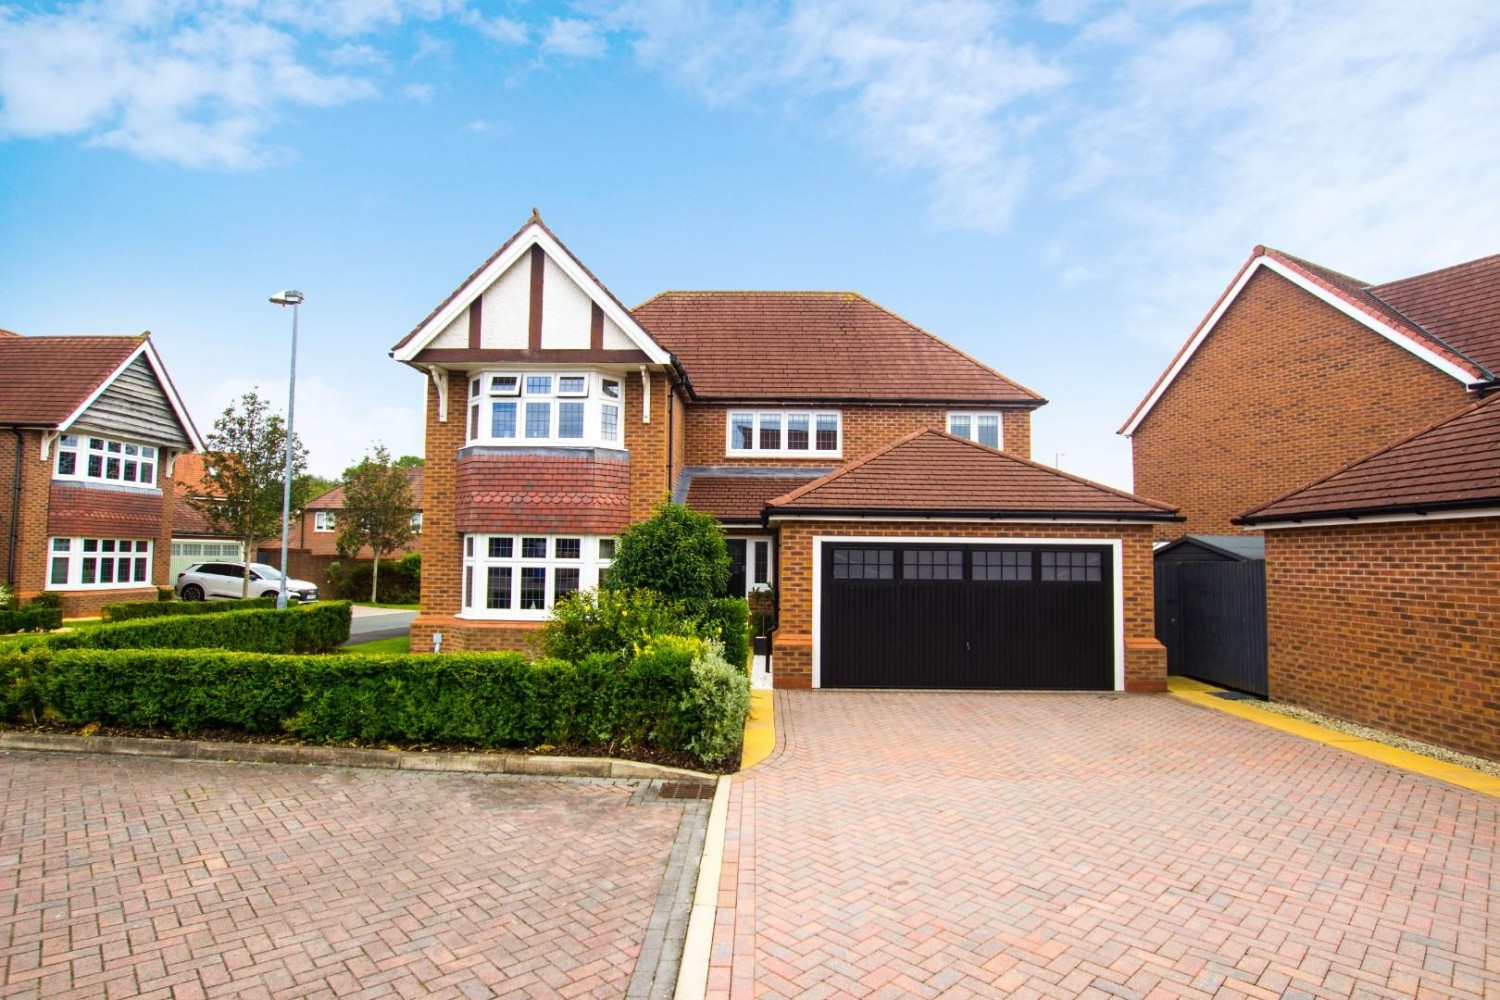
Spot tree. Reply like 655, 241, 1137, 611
336, 444, 415, 603
298, 473, 340, 502
393, 454, 424, 468
187, 390, 308, 598
604, 500, 729, 607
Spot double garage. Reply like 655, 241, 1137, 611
818, 540, 1117, 690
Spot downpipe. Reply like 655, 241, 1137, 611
7, 427, 22, 588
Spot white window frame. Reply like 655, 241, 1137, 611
53, 434, 159, 488
466, 370, 625, 450
314, 511, 336, 532
728, 535, 775, 595
946, 412, 1004, 450
47, 537, 153, 590
459, 534, 615, 620
725, 410, 842, 457
410, 511, 423, 534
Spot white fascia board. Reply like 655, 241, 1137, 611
57, 339, 206, 452
392, 224, 671, 365
809, 534, 1126, 691
769, 514, 1164, 527
1121, 256, 1480, 438
1251, 506, 1500, 530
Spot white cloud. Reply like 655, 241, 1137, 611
540, 17, 607, 59
402, 81, 435, 101
459, 10, 528, 46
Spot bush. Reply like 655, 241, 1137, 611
26, 592, 62, 611
5, 637, 751, 765
605, 502, 728, 607
102, 596, 277, 622
537, 588, 696, 662
4, 602, 351, 655
325, 554, 420, 603
701, 597, 751, 672
0, 608, 63, 635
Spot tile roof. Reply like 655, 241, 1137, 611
680, 470, 833, 522
0, 334, 145, 426
305, 466, 425, 511
632, 291, 1044, 404
1239, 392, 1500, 523
768, 430, 1179, 520
1371, 253, 1500, 375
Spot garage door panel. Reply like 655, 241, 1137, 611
821, 542, 1113, 690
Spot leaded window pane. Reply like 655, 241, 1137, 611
601, 404, 619, 442
520, 567, 547, 609
525, 375, 552, 395
525, 402, 551, 438
977, 416, 1000, 449
555, 538, 581, 559
816, 415, 838, 451
558, 402, 585, 438
50, 558, 68, 585
786, 415, 809, 450
486, 567, 512, 609
491, 401, 517, 438
522, 537, 547, 559
56, 452, 76, 476
759, 414, 781, 450
731, 414, 754, 449
554, 567, 580, 601
949, 415, 971, 438
488, 537, 512, 559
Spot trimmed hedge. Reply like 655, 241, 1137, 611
702, 598, 751, 672
102, 596, 277, 622
2, 602, 351, 655
3, 633, 750, 764
0, 608, 63, 634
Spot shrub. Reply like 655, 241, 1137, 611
5, 638, 751, 766
537, 588, 696, 662
26, 592, 62, 611
156, 587, 175, 602
701, 597, 751, 672
5, 602, 351, 655
325, 556, 420, 603
102, 596, 277, 622
0, 608, 63, 635
605, 502, 728, 607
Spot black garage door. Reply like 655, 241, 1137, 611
820, 542, 1114, 689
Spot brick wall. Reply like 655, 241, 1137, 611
682, 404, 1034, 467
294, 511, 422, 559
626, 371, 674, 519
771, 519, 1162, 692
409, 615, 543, 655
1131, 269, 1471, 540
419, 378, 466, 617
1265, 518, 1500, 761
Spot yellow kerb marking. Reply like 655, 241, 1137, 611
740, 690, 776, 770
1167, 676, 1498, 798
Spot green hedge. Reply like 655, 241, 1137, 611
702, 598, 751, 672
325, 554, 421, 604
3, 633, 750, 765
102, 596, 278, 622
0, 608, 63, 634
2, 602, 351, 655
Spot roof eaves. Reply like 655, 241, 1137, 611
1237, 496, 1500, 526
767, 506, 1183, 522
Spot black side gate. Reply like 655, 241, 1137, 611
820, 542, 1114, 690
1155, 559, 1268, 696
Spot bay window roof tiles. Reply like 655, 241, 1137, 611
632, 291, 1044, 404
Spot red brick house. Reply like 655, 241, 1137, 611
296, 467, 424, 559
1122, 248, 1500, 539
0, 330, 203, 617
392, 213, 1179, 690
168, 453, 247, 580
1237, 393, 1500, 761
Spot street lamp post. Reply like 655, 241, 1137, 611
269, 290, 304, 610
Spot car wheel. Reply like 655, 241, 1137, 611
262, 591, 279, 600
181, 584, 205, 601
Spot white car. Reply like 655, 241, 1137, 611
175, 562, 320, 603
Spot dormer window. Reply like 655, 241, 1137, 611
727, 411, 841, 457
466, 370, 625, 450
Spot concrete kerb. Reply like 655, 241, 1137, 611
0, 731, 717, 782
1167, 676, 1500, 799
673, 773, 732, 1000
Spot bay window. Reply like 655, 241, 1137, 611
460, 534, 615, 619
54, 435, 158, 487
48, 537, 153, 590
466, 370, 624, 449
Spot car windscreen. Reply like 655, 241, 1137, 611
248, 564, 285, 581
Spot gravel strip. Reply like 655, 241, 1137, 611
1254, 699, 1500, 777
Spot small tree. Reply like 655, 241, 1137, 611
187, 391, 308, 597
393, 454, 424, 468
336, 444, 415, 603
605, 501, 729, 607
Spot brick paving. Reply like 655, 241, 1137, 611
709, 691, 1500, 999
0, 751, 695, 999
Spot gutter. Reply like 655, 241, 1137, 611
762, 507, 1184, 527
1236, 495, 1500, 527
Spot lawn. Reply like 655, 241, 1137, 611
340, 635, 413, 655
352, 602, 421, 611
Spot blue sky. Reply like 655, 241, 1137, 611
3, 0, 1499, 489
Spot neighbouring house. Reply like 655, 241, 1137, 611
169, 452, 246, 580
390, 212, 1180, 690
1122, 247, 1500, 540
254, 467, 424, 584
1237, 392, 1500, 761
0, 330, 203, 617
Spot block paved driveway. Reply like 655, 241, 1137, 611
709, 691, 1500, 999
0, 751, 694, 999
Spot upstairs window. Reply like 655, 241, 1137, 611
727, 411, 841, 457
54, 435, 158, 487
947, 413, 1003, 450
314, 511, 336, 532
466, 371, 625, 450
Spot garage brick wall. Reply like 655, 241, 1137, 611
1265, 517, 1500, 761
771, 519, 1163, 692
682, 404, 1033, 467
1130, 269, 1471, 541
